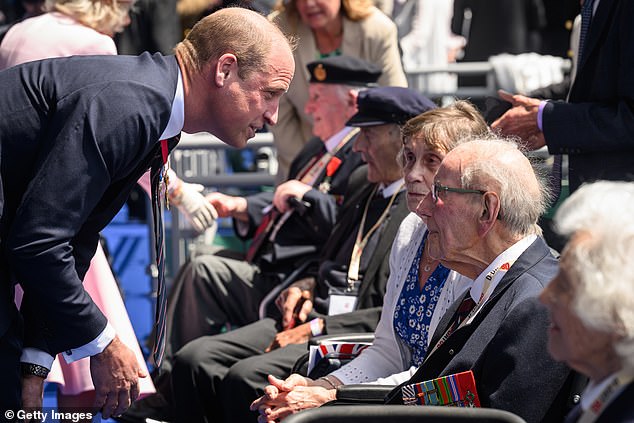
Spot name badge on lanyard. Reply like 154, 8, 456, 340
328, 282, 360, 315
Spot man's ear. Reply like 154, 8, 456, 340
479, 192, 501, 234
347, 89, 359, 110
214, 53, 238, 87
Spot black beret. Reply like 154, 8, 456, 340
346, 86, 437, 127
307, 55, 382, 87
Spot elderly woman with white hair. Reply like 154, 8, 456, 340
540, 181, 634, 423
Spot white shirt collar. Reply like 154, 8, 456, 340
324, 126, 355, 153
581, 375, 616, 411
378, 178, 405, 198
158, 66, 185, 140
468, 235, 537, 303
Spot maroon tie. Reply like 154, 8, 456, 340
244, 208, 280, 263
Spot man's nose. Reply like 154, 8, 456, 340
415, 191, 434, 218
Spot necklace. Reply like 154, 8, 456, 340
420, 244, 435, 273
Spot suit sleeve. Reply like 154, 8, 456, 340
7, 85, 154, 355
543, 99, 634, 154
233, 191, 275, 240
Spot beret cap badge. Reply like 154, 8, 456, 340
314, 64, 327, 81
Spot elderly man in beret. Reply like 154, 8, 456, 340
168, 86, 436, 423
540, 181, 634, 423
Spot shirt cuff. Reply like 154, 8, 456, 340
61, 322, 116, 364
20, 348, 55, 370
537, 100, 548, 131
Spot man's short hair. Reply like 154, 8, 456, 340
175, 7, 291, 79
458, 138, 549, 237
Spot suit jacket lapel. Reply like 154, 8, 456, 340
425, 237, 550, 362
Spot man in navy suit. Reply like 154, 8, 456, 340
388, 138, 575, 423
0, 7, 294, 418
491, 0, 634, 193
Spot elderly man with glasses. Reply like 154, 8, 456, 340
381, 137, 579, 423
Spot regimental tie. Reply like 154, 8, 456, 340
150, 135, 179, 368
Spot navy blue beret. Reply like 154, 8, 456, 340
346, 86, 437, 127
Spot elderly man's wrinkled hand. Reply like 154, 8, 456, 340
90, 336, 146, 419
273, 180, 312, 214
205, 192, 248, 220
275, 282, 314, 330
265, 321, 317, 352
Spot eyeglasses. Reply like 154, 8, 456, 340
431, 181, 486, 203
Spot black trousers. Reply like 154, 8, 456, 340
0, 310, 23, 421
171, 318, 308, 423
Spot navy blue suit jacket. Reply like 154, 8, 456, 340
0, 52, 179, 355
543, 0, 634, 191
386, 237, 574, 423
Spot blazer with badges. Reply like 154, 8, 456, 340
386, 237, 575, 423
237, 134, 363, 272
542, 0, 634, 191
314, 166, 410, 335
0, 52, 179, 355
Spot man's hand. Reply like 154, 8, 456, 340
265, 319, 322, 352
21, 374, 44, 415
170, 181, 218, 233
275, 278, 316, 330
90, 336, 147, 419
205, 192, 248, 221
491, 90, 546, 150
250, 374, 335, 423
273, 180, 312, 214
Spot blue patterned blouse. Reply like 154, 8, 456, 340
393, 232, 450, 367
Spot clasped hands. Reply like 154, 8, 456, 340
250, 374, 337, 423
490, 90, 546, 150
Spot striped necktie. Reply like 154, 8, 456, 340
150, 135, 179, 367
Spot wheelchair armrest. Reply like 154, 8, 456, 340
334, 384, 394, 404
310, 333, 375, 346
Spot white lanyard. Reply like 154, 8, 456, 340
347, 183, 403, 286
578, 370, 634, 423
425, 260, 515, 359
